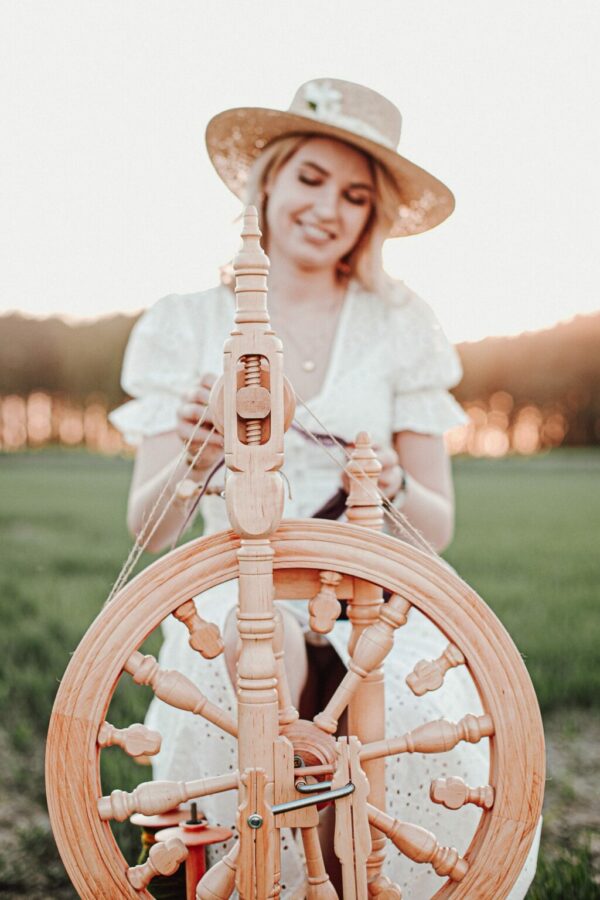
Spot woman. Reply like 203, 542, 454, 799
110, 79, 539, 897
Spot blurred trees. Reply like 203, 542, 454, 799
1, 309, 599, 445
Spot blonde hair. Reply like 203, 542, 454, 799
244, 134, 403, 294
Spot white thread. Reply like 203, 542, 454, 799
104, 409, 214, 605
293, 391, 438, 558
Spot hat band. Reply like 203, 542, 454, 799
289, 107, 397, 152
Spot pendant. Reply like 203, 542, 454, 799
302, 360, 316, 373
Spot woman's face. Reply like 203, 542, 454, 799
264, 137, 375, 274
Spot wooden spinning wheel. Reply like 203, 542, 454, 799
46, 209, 544, 899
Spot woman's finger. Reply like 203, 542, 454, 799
178, 401, 209, 424
179, 421, 223, 446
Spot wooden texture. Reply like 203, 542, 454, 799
367, 804, 468, 882
272, 737, 318, 829
359, 713, 494, 763
47, 520, 545, 898
273, 610, 299, 726
196, 841, 240, 899
97, 721, 161, 757
301, 826, 338, 899
406, 643, 465, 696
173, 598, 225, 659
430, 777, 495, 811
124, 650, 237, 736
126, 836, 187, 889
308, 570, 343, 634
98, 773, 238, 822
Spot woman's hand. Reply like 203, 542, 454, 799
176, 372, 224, 470
375, 446, 404, 499
341, 444, 404, 500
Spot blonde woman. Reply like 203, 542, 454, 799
110, 79, 539, 897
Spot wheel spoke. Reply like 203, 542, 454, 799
406, 643, 465, 696
196, 841, 239, 899
97, 720, 161, 757
301, 826, 339, 898
359, 713, 494, 762
366, 803, 468, 882
313, 594, 411, 734
273, 609, 299, 726
308, 571, 342, 634
124, 650, 237, 736
430, 776, 494, 810
126, 837, 187, 890
97, 772, 239, 822
173, 598, 224, 659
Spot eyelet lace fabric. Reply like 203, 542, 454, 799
110, 283, 539, 898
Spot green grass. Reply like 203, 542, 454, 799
0, 447, 598, 897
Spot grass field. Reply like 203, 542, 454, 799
0, 448, 599, 897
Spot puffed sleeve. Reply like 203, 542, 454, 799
390, 285, 468, 435
109, 294, 199, 446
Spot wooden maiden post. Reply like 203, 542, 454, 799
219, 206, 286, 898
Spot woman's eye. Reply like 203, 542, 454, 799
344, 191, 370, 206
298, 173, 322, 186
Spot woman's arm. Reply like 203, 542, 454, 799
385, 431, 455, 552
126, 374, 223, 553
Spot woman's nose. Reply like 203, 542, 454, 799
313, 185, 340, 221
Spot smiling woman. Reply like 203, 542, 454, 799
106, 78, 542, 896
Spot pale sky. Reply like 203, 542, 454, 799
1, 0, 599, 342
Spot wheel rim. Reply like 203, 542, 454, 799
46, 520, 544, 899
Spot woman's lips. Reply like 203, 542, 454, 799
296, 221, 335, 243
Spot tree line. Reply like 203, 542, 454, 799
1, 309, 599, 446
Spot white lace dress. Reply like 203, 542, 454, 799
110, 280, 540, 898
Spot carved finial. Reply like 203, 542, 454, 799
406, 643, 465, 696
126, 837, 187, 889
173, 599, 224, 659
346, 432, 383, 530
97, 721, 161, 757
430, 776, 495, 810
232, 206, 270, 322
308, 571, 342, 633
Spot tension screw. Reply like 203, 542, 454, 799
247, 813, 263, 829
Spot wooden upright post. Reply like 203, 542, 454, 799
223, 207, 285, 899
344, 434, 394, 895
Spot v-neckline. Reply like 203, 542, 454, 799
294, 280, 356, 409
219, 279, 356, 410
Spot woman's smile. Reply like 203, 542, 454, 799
265, 136, 374, 272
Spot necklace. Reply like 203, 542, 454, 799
271, 305, 341, 373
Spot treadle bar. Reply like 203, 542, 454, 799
271, 781, 354, 816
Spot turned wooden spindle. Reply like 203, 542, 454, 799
124, 650, 237, 737
308, 570, 342, 634
173, 599, 224, 659
345, 432, 390, 890
98, 772, 238, 822
97, 721, 161, 757
301, 826, 339, 899
273, 609, 299, 725
430, 776, 495, 811
314, 594, 411, 735
368, 875, 403, 898
406, 643, 465, 696
360, 713, 494, 762
225, 207, 285, 900
126, 836, 188, 890
366, 804, 469, 882
196, 841, 240, 899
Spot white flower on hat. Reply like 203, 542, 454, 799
303, 80, 343, 119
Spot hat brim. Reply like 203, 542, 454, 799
205, 106, 455, 237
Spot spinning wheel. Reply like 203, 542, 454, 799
46, 209, 544, 899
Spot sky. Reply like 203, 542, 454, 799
1, 0, 599, 342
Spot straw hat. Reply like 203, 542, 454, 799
205, 77, 455, 237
